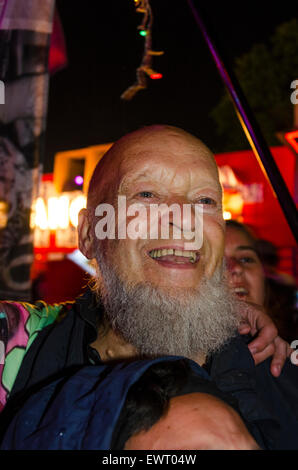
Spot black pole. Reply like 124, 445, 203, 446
187, 0, 298, 243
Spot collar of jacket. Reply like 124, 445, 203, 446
75, 288, 104, 345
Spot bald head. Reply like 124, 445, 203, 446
125, 392, 260, 450
79, 123, 227, 310
87, 125, 219, 211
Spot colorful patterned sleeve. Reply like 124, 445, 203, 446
0, 300, 64, 412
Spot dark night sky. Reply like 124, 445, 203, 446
44, 0, 297, 172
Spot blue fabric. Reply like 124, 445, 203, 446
0, 356, 209, 450
208, 335, 298, 450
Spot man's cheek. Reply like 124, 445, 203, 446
203, 224, 225, 273
204, 222, 225, 255
97, 238, 115, 260
112, 239, 142, 268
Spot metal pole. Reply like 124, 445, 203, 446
187, 0, 298, 243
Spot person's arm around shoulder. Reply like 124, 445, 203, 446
237, 301, 294, 377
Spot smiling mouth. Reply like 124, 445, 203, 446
233, 287, 249, 298
148, 248, 199, 265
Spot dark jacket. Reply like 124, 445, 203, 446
0, 357, 212, 450
0, 290, 297, 449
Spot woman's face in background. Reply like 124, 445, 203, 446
225, 226, 266, 306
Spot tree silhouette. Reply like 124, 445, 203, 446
211, 19, 298, 151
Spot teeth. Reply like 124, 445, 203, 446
149, 249, 197, 263
234, 287, 248, 294
161, 248, 173, 256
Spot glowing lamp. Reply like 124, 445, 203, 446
223, 211, 232, 220
150, 72, 163, 80
139, 30, 147, 37
74, 175, 84, 186
223, 191, 244, 218
228, 193, 244, 214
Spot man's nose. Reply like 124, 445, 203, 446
166, 199, 197, 232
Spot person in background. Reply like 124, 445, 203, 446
225, 220, 298, 344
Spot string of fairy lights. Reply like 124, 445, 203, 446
121, 0, 164, 100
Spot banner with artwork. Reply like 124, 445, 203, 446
0, 0, 55, 300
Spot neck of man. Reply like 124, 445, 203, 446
90, 326, 138, 362
90, 326, 207, 366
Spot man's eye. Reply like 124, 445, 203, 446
138, 191, 154, 198
197, 197, 216, 205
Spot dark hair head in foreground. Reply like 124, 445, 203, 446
112, 359, 261, 450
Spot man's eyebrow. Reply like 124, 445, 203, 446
119, 173, 155, 192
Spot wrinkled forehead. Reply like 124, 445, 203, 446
87, 128, 220, 207
116, 130, 220, 190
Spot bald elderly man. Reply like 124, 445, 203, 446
0, 125, 297, 449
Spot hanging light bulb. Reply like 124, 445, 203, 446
150, 72, 163, 80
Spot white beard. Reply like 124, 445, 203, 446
94, 256, 240, 360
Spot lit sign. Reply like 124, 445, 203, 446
30, 178, 86, 250
31, 194, 86, 231
284, 130, 298, 154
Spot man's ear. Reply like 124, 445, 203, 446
78, 208, 95, 259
